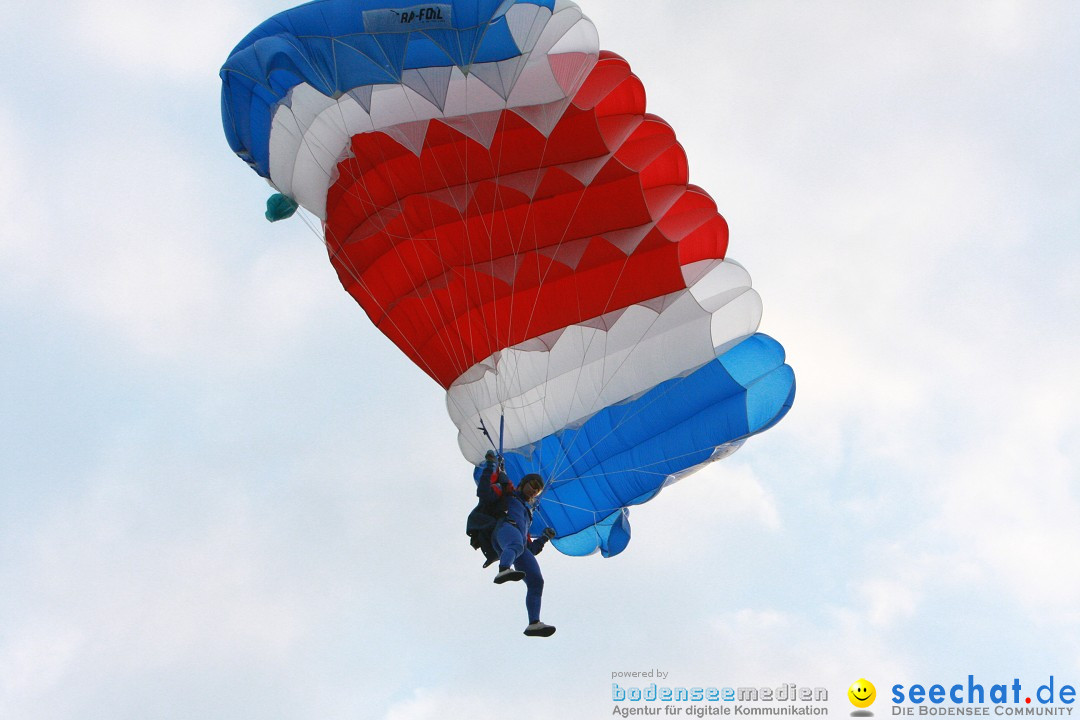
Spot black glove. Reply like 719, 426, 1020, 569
542, 527, 556, 541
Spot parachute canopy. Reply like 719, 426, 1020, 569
221, 0, 795, 557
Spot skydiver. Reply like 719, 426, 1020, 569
490, 468, 557, 638
465, 450, 512, 567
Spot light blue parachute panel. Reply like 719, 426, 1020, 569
221, 0, 556, 177
495, 334, 795, 557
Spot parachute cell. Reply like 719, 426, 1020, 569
221, 0, 795, 557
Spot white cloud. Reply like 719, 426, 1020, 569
681, 461, 783, 532
0, 458, 366, 718
12, 477, 308, 661
932, 379, 1080, 622
617, 460, 783, 568
381, 688, 505, 720
0, 110, 344, 372
65, 1, 255, 81
859, 577, 919, 627
0, 112, 47, 296
852, 548, 981, 631
703, 605, 914, 696
0, 623, 82, 718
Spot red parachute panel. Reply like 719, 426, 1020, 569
324, 52, 729, 388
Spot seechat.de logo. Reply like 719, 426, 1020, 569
849, 679, 877, 716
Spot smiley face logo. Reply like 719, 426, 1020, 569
848, 679, 876, 709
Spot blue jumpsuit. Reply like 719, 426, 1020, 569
493, 490, 549, 624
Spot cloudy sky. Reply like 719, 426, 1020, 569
2, 1, 1079, 718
